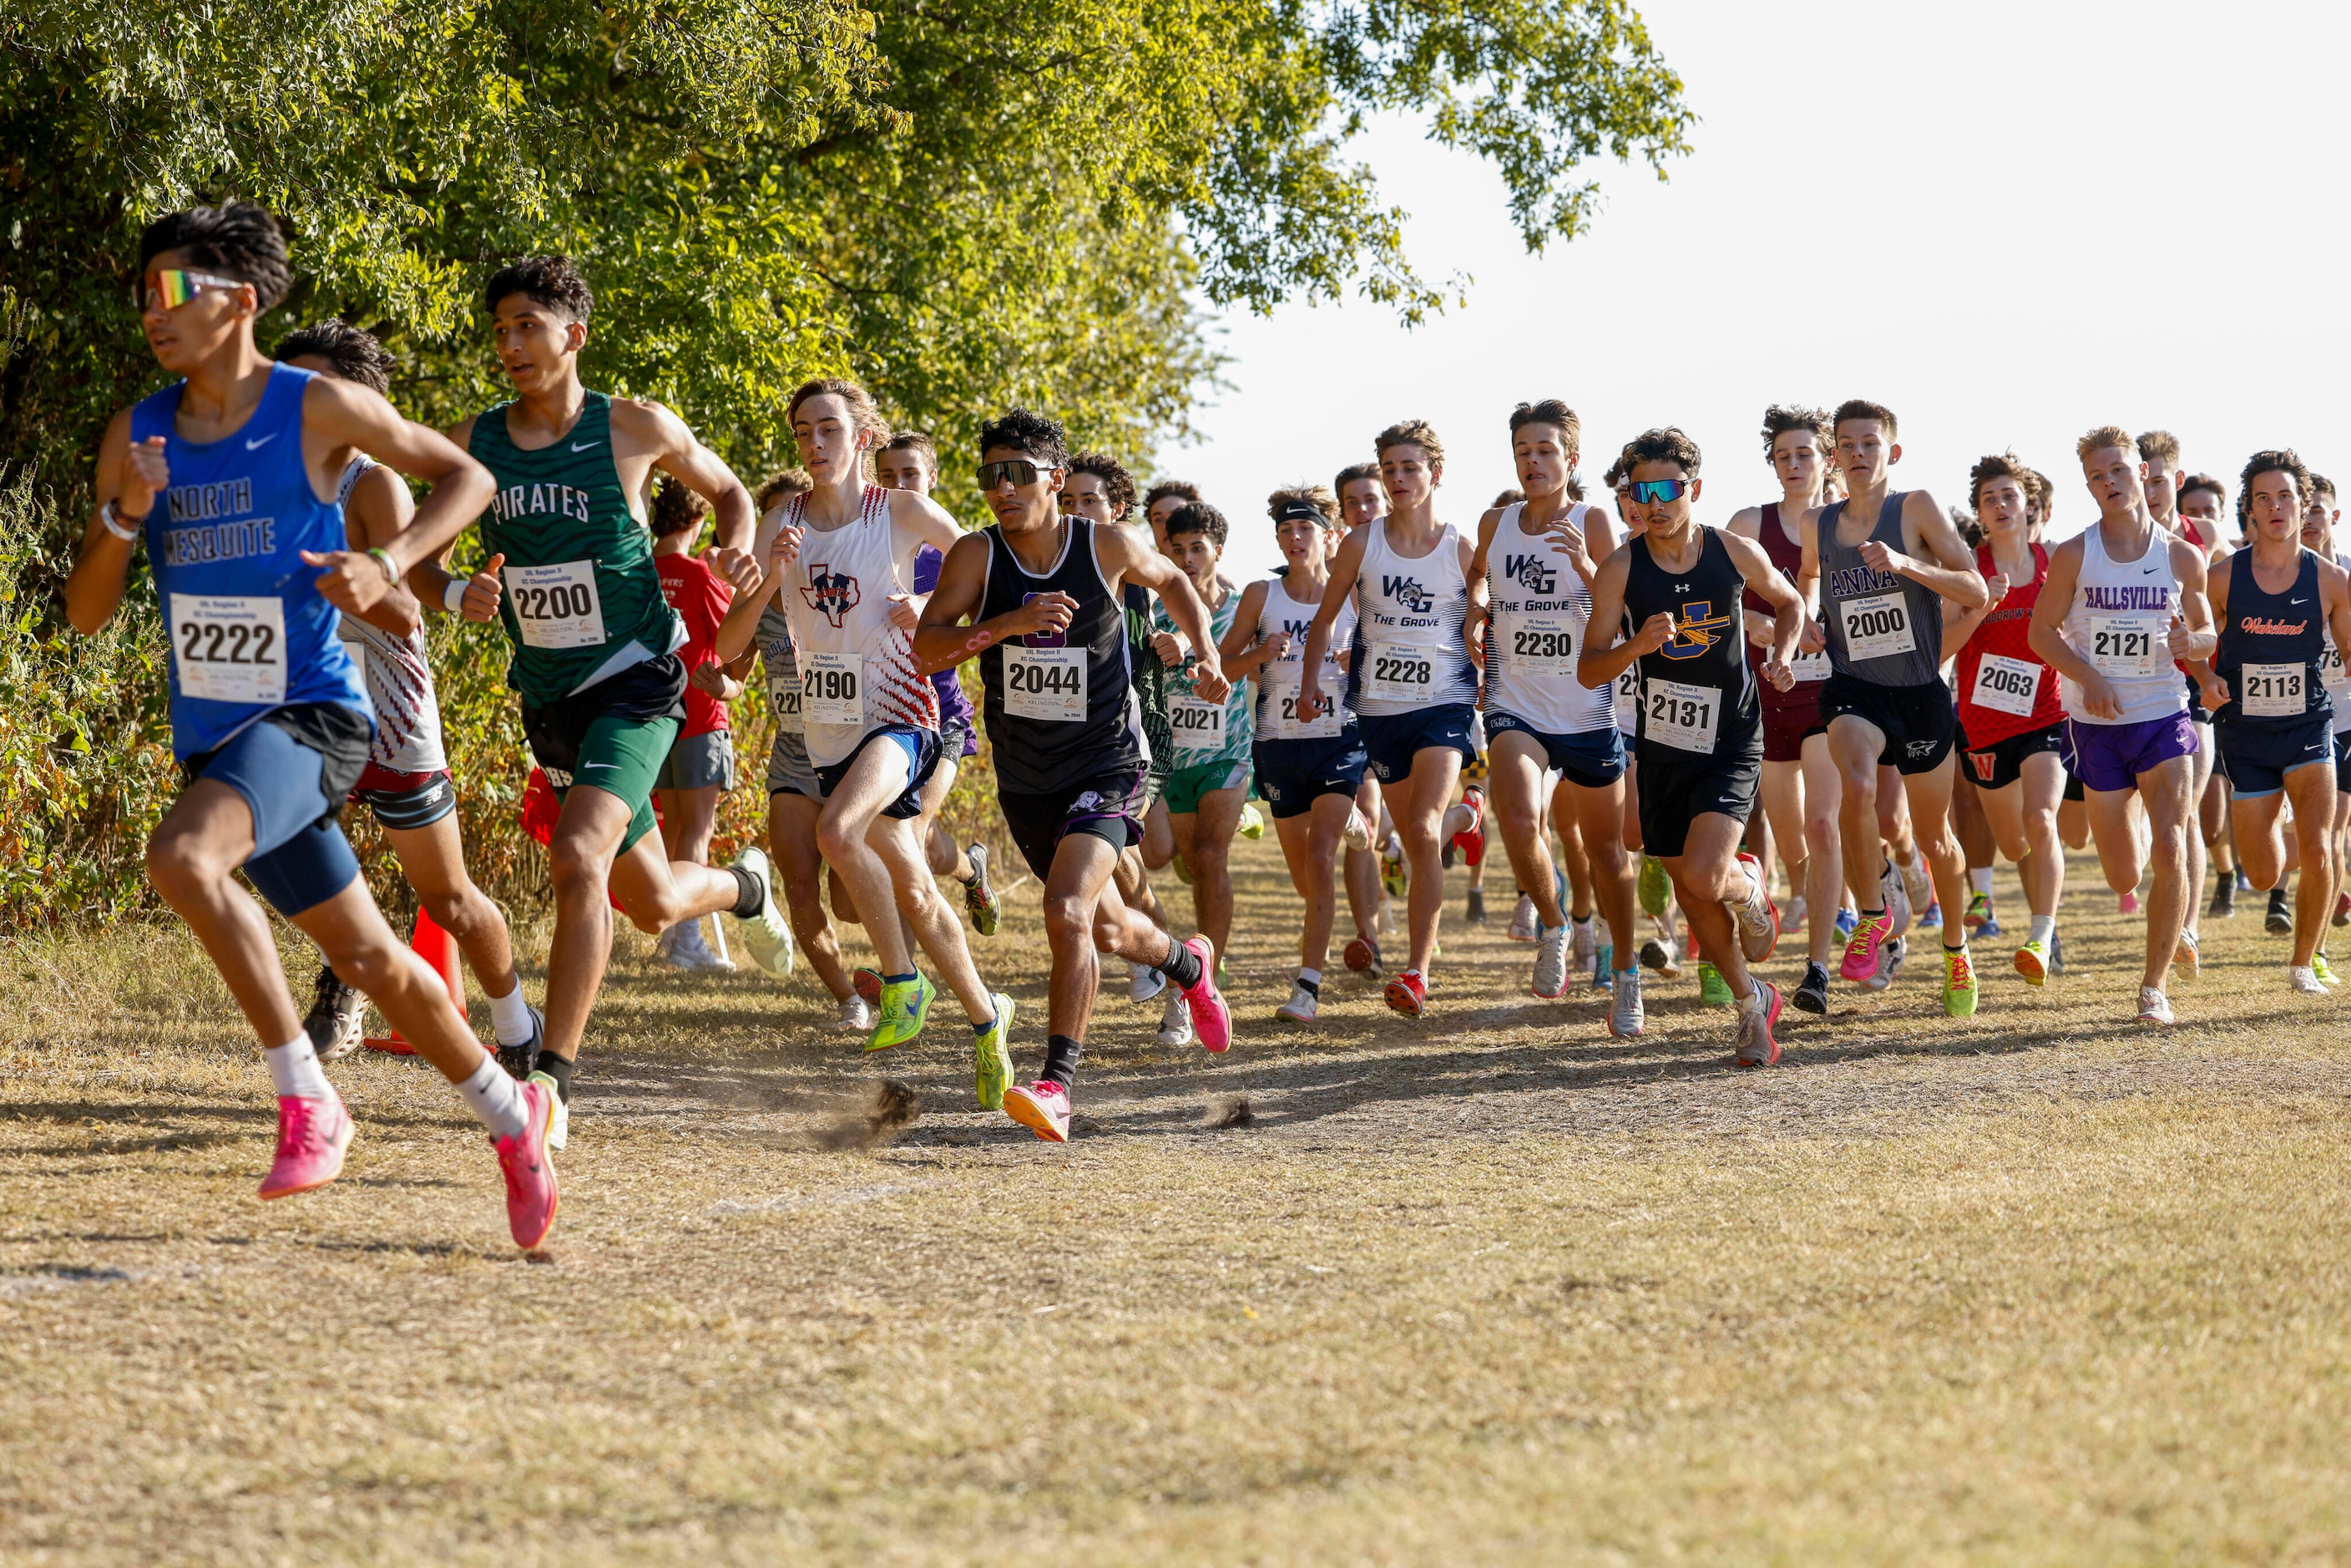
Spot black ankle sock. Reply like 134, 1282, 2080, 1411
1156, 938, 1203, 991
1297, 974, 1320, 996
1041, 1034, 1084, 1089
533, 1052, 575, 1104
728, 863, 766, 920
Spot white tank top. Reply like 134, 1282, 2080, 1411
2060, 517, 2187, 726
1254, 574, 1357, 743
780, 485, 941, 767
2328, 549, 2351, 732
1484, 502, 1615, 735
333, 457, 447, 774
1347, 518, 1477, 716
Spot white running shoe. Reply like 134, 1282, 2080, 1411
1639, 935, 1681, 979
1507, 894, 1539, 943
1570, 914, 1596, 967
728, 846, 795, 981
2136, 986, 2175, 1025
1608, 968, 1645, 1039
1898, 856, 1933, 921
1156, 985, 1196, 1047
1880, 857, 1914, 941
1130, 961, 1167, 1004
1532, 923, 1571, 999
1784, 894, 1807, 934
1276, 980, 1318, 1024
663, 920, 736, 973
2290, 965, 2326, 996
1341, 807, 1374, 853
835, 993, 876, 1032
1729, 852, 1778, 964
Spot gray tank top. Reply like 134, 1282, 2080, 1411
1818, 492, 1944, 688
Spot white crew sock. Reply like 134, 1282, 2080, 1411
488, 984, 536, 1048
1969, 868, 1995, 898
265, 1034, 332, 1101
2030, 914, 2056, 948
1297, 967, 1322, 989
456, 1053, 529, 1140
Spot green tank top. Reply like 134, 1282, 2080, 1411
468, 392, 680, 704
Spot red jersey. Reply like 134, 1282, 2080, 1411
1955, 540, 2065, 746
656, 550, 736, 737
1742, 502, 1831, 706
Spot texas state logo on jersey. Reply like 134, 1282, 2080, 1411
1661, 599, 1736, 659
801, 564, 861, 628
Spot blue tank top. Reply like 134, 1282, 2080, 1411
2215, 549, 2329, 729
131, 362, 372, 759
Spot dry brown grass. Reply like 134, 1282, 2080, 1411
3, 845, 2350, 1564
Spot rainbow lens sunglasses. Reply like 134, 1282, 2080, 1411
132, 269, 246, 311
1628, 478, 1691, 504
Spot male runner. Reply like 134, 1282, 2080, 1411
449, 255, 789, 1147
2141, 430, 2218, 961
1727, 405, 1840, 1014
1946, 453, 2069, 982
1578, 427, 1805, 1065
1334, 463, 1385, 534
1228, 487, 1375, 1022
2179, 473, 2242, 914
1332, 458, 1392, 960
2197, 450, 2351, 994
1299, 420, 1478, 1017
2308, 477, 2351, 948
914, 409, 1233, 1141
67, 204, 555, 1244
714, 380, 1015, 1095
2026, 426, 2217, 1024
1465, 400, 1641, 1031
1151, 502, 1256, 982
1798, 400, 1988, 1016
274, 321, 544, 1071
648, 478, 740, 971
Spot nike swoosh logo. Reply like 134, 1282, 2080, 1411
2292, 598, 2310, 604
245, 432, 277, 451
2141, 566, 2158, 574
571, 440, 601, 452
581, 762, 617, 771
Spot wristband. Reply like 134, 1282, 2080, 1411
99, 499, 144, 543
367, 547, 401, 585
443, 578, 470, 615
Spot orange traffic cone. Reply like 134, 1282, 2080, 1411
363, 905, 468, 1055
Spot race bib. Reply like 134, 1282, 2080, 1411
1615, 668, 1639, 728
765, 669, 805, 734
170, 594, 286, 704
1271, 684, 1342, 741
1970, 653, 2043, 719
1839, 591, 1916, 661
2240, 662, 2306, 718
801, 650, 862, 728
1004, 644, 1086, 722
2086, 615, 2165, 679
1507, 615, 1575, 680
1789, 648, 1831, 683
1644, 677, 1721, 754
2321, 644, 2348, 695
1368, 640, 1438, 703
504, 559, 606, 650
1170, 692, 1226, 756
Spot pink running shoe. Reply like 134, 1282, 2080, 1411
1005, 1080, 1073, 1143
1178, 934, 1231, 1053
2118, 889, 2141, 916
497, 1077, 561, 1250
1838, 908, 1893, 984
258, 1090, 354, 1201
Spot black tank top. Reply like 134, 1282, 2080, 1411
978, 517, 1145, 793
1622, 526, 1761, 755
2215, 549, 2329, 729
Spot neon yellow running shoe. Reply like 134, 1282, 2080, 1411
972, 992, 1015, 1110
865, 973, 937, 1053
1942, 944, 1979, 1018
1237, 802, 1267, 840
1697, 961, 1733, 1006
2013, 938, 2050, 987
2312, 953, 2342, 988
1638, 854, 1670, 919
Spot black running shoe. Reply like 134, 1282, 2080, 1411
1792, 960, 1831, 1015
497, 1005, 545, 1081
302, 965, 365, 1063
2267, 888, 2292, 935
2210, 873, 2237, 919
1466, 888, 1486, 923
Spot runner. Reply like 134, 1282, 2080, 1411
1226, 487, 1374, 1022
1577, 427, 1806, 1065
913, 408, 1234, 1142
1727, 405, 1841, 1014
449, 255, 791, 1148
1946, 453, 2069, 982
66, 203, 556, 1244
1603, 452, 1688, 982
1333, 458, 1393, 968
271, 321, 545, 1075
2197, 449, 2351, 994
713, 380, 1015, 1100
1299, 419, 1479, 1017
2303, 475, 2351, 968
2141, 430, 2217, 964
1334, 463, 1385, 534
1798, 399, 1988, 1017
2180, 473, 2242, 916
1151, 501, 1256, 980
1465, 399, 1641, 1033
646, 478, 740, 972
2025, 426, 2217, 1024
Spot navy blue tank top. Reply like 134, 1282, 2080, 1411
1621, 526, 1760, 756
2216, 549, 2329, 728
131, 362, 372, 759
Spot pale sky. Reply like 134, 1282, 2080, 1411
1168, 0, 2351, 584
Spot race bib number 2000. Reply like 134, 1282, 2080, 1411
1839, 591, 1916, 661
170, 594, 285, 704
